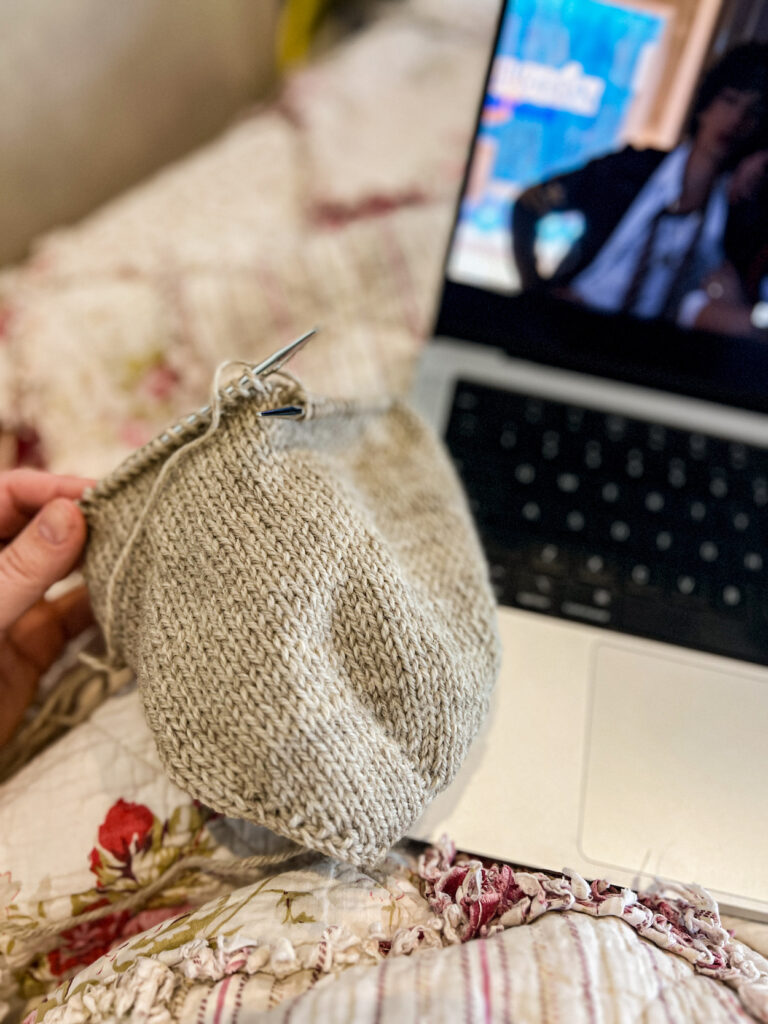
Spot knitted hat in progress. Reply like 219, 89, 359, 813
82, 373, 500, 866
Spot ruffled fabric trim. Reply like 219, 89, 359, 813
30, 840, 768, 1024
32, 927, 409, 1024
418, 838, 768, 1022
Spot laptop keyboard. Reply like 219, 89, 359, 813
445, 379, 768, 666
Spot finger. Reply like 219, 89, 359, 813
52, 585, 94, 640
0, 643, 37, 747
0, 470, 95, 539
8, 586, 94, 672
0, 500, 88, 630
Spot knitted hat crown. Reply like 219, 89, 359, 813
82, 371, 500, 866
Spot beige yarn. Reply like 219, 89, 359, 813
82, 372, 500, 867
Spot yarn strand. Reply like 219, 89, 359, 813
5, 845, 306, 970
100, 360, 267, 663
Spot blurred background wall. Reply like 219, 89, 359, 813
0, 0, 282, 266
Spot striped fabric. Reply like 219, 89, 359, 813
186, 916, 755, 1024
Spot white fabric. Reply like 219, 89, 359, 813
283, 11, 491, 212
0, 688, 190, 913
3, 691, 768, 1024
572, 144, 730, 318
0, 6, 493, 478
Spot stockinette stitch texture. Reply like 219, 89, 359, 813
82, 373, 500, 867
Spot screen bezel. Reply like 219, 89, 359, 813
434, 0, 768, 416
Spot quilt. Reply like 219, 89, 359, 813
2, 688, 768, 1022
2, 1, 768, 1020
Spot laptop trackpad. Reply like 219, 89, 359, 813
580, 643, 768, 903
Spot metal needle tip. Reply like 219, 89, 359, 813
251, 327, 318, 379
257, 405, 305, 419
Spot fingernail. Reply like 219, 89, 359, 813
37, 500, 74, 545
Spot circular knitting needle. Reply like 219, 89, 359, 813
159, 328, 320, 440
251, 326, 318, 379
258, 405, 306, 419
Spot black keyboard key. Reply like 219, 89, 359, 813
667, 457, 688, 489
561, 583, 615, 626
601, 481, 622, 503
455, 412, 480, 440
743, 551, 765, 575
729, 505, 753, 533
687, 499, 709, 524
642, 489, 666, 514
752, 477, 768, 508
625, 449, 645, 480
565, 406, 586, 433
655, 529, 674, 552
697, 540, 720, 564
604, 414, 628, 443
728, 442, 749, 470
647, 424, 667, 452
512, 571, 558, 613
708, 469, 730, 500
718, 583, 745, 613
514, 462, 537, 485
575, 552, 616, 586
556, 471, 581, 494
541, 430, 561, 460
672, 572, 709, 601
520, 500, 542, 525
584, 443, 603, 471
625, 561, 665, 596
454, 389, 480, 412
608, 519, 631, 544
523, 397, 545, 425
564, 509, 586, 534
526, 541, 570, 577
499, 425, 518, 450
688, 433, 709, 461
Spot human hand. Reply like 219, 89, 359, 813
729, 149, 768, 204
702, 262, 746, 305
0, 470, 94, 747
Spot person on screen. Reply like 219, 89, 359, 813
679, 148, 768, 339
511, 43, 768, 324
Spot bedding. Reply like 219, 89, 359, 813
3, 1, 768, 1020
0, 1, 497, 478
2, 689, 768, 1022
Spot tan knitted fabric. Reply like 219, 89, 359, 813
82, 374, 500, 866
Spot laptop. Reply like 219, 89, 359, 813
409, 0, 768, 919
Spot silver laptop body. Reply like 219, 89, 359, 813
409, 0, 768, 920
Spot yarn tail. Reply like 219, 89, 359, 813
0, 657, 131, 784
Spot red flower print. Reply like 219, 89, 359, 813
47, 901, 132, 978
46, 903, 190, 978
119, 904, 192, 939
17, 426, 44, 467
119, 419, 154, 449
0, 303, 13, 341
140, 362, 180, 401
97, 800, 154, 862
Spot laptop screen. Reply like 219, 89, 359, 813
436, 0, 768, 412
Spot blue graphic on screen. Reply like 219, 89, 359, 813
449, 0, 668, 292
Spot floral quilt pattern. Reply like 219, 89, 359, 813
2, 798, 215, 1015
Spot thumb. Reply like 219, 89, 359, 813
0, 499, 88, 631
